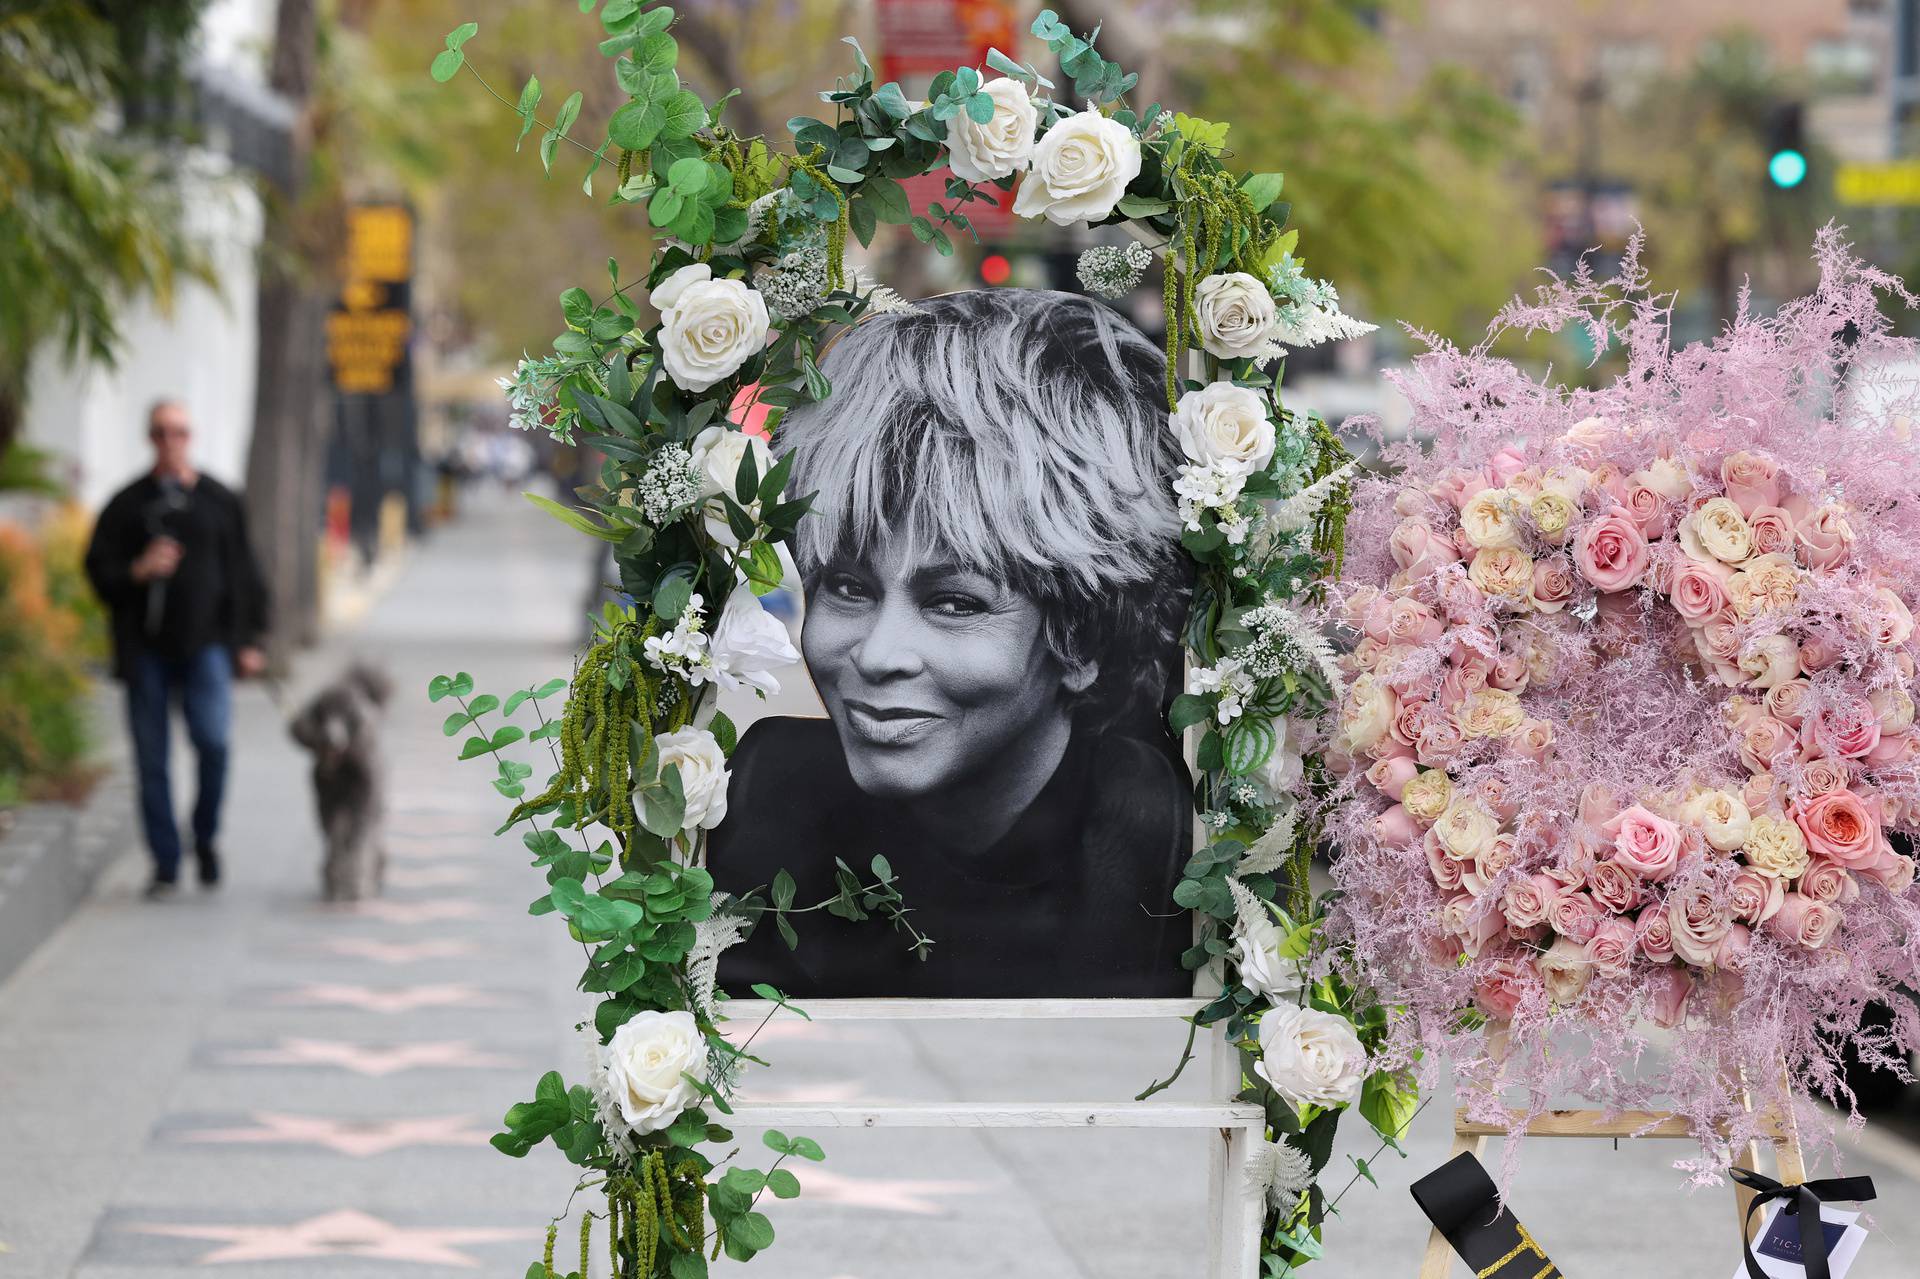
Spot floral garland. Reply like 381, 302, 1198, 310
431, 6, 1403, 1274
1327, 229, 1920, 1183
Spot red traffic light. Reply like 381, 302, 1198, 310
980, 253, 1012, 286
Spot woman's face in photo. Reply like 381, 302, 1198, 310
802, 542, 1076, 800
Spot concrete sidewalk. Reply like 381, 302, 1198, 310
0, 488, 1917, 1278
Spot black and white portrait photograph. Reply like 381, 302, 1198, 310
711, 288, 1195, 998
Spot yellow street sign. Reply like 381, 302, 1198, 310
1836, 161, 1920, 207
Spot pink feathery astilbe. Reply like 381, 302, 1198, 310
1322, 227, 1920, 1186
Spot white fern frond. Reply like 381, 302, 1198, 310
1237, 804, 1299, 876
1263, 604, 1347, 703
1265, 458, 1359, 535
1275, 305, 1378, 348
1247, 1138, 1315, 1210
686, 895, 751, 1024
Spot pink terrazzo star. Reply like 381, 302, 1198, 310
273, 982, 503, 1014
338, 898, 487, 924
219, 1038, 519, 1077
789, 1167, 987, 1216
175, 1112, 492, 1157
317, 938, 479, 964
125, 1208, 530, 1265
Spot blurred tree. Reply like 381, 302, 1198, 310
1161, 0, 1538, 345
0, 1, 212, 460
1616, 32, 1830, 332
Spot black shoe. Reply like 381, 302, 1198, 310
194, 844, 222, 888
144, 876, 180, 901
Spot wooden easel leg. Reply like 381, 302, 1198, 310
1418, 1131, 1488, 1279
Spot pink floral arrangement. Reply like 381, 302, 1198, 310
1326, 229, 1920, 1179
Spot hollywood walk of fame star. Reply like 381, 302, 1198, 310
386, 864, 476, 888
788, 1167, 988, 1216
317, 938, 480, 964
338, 898, 488, 924
272, 982, 504, 1014
218, 1037, 520, 1077
124, 1208, 531, 1266
172, 1112, 493, 1158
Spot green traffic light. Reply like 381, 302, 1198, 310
1769, 148, 1808, 189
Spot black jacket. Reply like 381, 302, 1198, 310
84, 473, 271, 679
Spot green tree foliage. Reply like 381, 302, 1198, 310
0, 1, 213, 454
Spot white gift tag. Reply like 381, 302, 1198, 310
1730, 1201, 1865, 1279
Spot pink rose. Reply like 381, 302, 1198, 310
1797, 629, 1843, 672
1713, 922, 1754, 970
1477, 779, 1521, 824
1587, 859, 1645, 915
1870, 587, 1916, 648
1729, 867, 1784, 925
1360, 597, 1395, 642
1440, 893, 1504, 959
1584, 916, 1638, 975
1391, 521, 1461, 581
1425, 832, 1466, 893
1668, 882, 1734, 966
1548, 890, 1603, 943
1414, 715, 1465, 768
1800, 756, 1850, 795
1513, 718, 1555, 762
1741, 773, 1779, 813
1604, 805, 1683, 882
1434, 571, 1490, 624
1863, 730, 1920, 768
1372, 804, 1419, 848
1473, 953, 1539, 1021
1695, 620, 1746, 686
1764, 679, 1813, 726
1737, 715, 1796, 775
1647, 967, 1693, 1028
1796, 505, 1854, 570
1366, 755, 1420, 801
1488, 446, 1530, 487
1501, 874, 1558, 930
1861, 845, 1917, 893
1797, 857, 1858, 905
1668, 556, 1732, 625
1530, 557, 1576, 614
1535, 936, 1596, 1003
1590, 463, 1631, 507
1622, 483, 1670, 538
1489, 647, 1532, 692
1579, 784, 1624, 829
1636, 904, 1676, 963
1573, 509, 1651, 592
1792, 789, 1881, 868
1431, 468, 1492, 511
1385, 598, 1444, 646
1767, 892, 1840, 948
1562, 415, 1617, 460
1721, 451, 1781, 516
1390, 698, 1435, 751
1748, 506, 1796, 557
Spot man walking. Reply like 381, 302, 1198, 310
85, 400, 270, 898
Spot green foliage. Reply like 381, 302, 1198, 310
0, 522, 93, 806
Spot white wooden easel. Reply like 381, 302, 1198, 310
727, 997, 1266, 1278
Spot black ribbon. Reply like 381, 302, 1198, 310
1729, 1167, 1874, 1279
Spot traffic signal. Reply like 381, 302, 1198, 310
1765, 102, 1808, 190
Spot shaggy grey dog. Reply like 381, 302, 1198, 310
289, 663, 391, 901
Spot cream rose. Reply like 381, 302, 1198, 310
1169, 383, 1275, 476
1339, 675, 1395, 755
1401, 769, 1454, 825
1011, 106, 1142, 225
651, 727, 732, 831
1535, 937, 1595, 1004
943, 76, 1038, 183
1632, 457, 1692, 501
1467, 546, 1534, 602
1433, 798, 1500, 860
651, 265, 770, 394
602, 1010, 708, 1134
1459, 490, 1521, 550
1680, 497, 1754, 564
1872, 688, 1917, 736
1726, 553, 1800, 620
1679, 788, 1751, 852
1529, 491, 1578, 541
1456, 687, 1525, 740
1741, 812, 1811, 879
1194, 271, 1279, 361
1738, 634, 1802, 691
1253, 1005, 1367, 1108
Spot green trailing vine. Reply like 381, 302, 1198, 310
431, 5, 1407, 1275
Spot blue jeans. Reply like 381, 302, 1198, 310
125, 645, 232, 880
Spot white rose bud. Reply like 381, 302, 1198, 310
601, 1011, 708, 1134
944, 77, 1038, 183
1169, 383, 1276, 476
651, 264, 770, 394
651, 727, 731, 831
1253, 1004, 1366, 1109
1011, 106, 1143, 226
687, 425, 775, 548
709, 583, 800, 697
1193, 271, 1279, 361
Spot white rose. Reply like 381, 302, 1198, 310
1232, 902, 1301, 1001
1629, 457, 1691, 501
602, 1010, 708, 1134
1680, 497, 1753, 565
1339, 674, 1394, 755
687, 425, 775, 548
1011, 106, 1142, 226
1252, 718, 1305, 801
1742, 813, 1810, 879
1433, 799, 1499, 861
1534, 937, 1593, 1005
1194, 272, 1279, 361
651, 265, 770, 394
1253, 1004, 1366, 1108
944, 77, 1038, 183
1459, 490, 1521, 550
1169, 383, 1275, 476
1679, 788, 1751, 853
652, 727, 731, 831
709, 583, 800, 696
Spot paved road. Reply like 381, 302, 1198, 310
4, 489, 1919, 1278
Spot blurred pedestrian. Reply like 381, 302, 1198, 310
84, 400, 270, 899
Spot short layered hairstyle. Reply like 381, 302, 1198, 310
777, 288, 1190, 726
